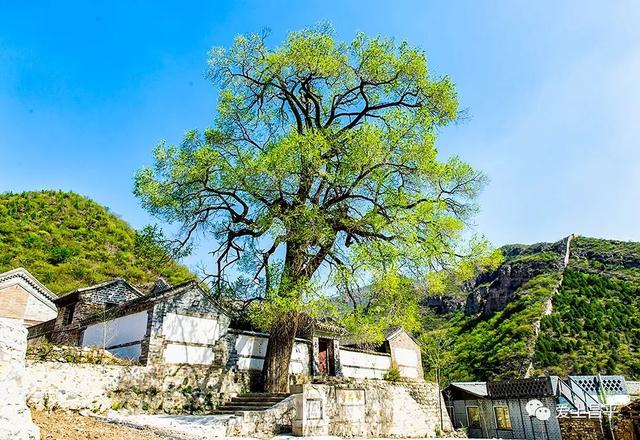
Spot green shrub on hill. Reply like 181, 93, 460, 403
534, 269, 640, 377
0, 190, 192, 294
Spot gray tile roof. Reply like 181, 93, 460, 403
449, 381, 488, 398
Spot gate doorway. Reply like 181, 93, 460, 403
318, 338, 336, 375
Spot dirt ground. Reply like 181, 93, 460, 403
32, 410, 171, 440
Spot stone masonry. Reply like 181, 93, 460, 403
25, 361, 250, 414
559, 417, 606, 440
50, 279, 142, 345
291, 380, 452, 437
0, 318, 39, 440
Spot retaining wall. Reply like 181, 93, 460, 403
25, 361, 250, 414
291, 380, 452, 437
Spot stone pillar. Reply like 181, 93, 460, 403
332, 339, 342, 376
0, 318, 40, 440
311, 336, 320, 376
291, 384, 329, 436
141, 304, 165, 365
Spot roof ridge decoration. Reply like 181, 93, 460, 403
0, 267, 57, 309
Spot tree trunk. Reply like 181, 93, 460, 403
263, 312, 299, 393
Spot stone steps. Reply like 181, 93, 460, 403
212, 392, 290, 415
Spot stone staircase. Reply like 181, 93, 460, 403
212, 393, 290, 415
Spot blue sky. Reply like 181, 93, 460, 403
2, 1, 640, 271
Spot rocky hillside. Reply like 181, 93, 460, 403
0, 190, 193, 294
424, 235, 640, 382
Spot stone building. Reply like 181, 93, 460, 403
444, 375, 630, 440
43, 278, 145, 345
26, 272, 424, 383
0, 268, 57, 326
31, 278, 232, 365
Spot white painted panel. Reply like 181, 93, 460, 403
339, 349, 392, 371
162, 313, 219, 345
82, 311, 148, 348
109, 344, 142, 360
399, 366, 419, 378
394, 347, 419, 367
237, 357, 265, 370
234, 337, 310, 372
163, 343, 214, 364
289, 342, 310, 374
235, 334, 268, 357
341, 365, 386, 379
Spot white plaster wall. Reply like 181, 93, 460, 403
24, 294, 56, 324
339, 348, 391, 379
82, 311, 148, 349
163, 343, 214, 364
235, 334, 268, 358
233, 333, 310, 374
604, 394, 630, 406
393, 347, 418, 366
394, 347, 419, 378
290, 342, 310, 374
398, 366, 419, 378
162, 313, 220, 344
237, 356, 265, 370
235, 334, 267, 370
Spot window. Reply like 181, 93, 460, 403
104, 302, 118, 309
467, 406, 481, 429
494, 406, 512, 430
63, 304, 76, 325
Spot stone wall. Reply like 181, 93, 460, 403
0, 318, 39, 440
25, 361, 250, 414
613, 419, 636, 440
27, 343, 132, 365
559, 417, 606, 440
291, 380, 452, 437
403, 381, 453, 432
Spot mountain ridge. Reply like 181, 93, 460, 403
424, 234, 640, 382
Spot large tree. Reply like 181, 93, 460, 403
135, 24, 492, 392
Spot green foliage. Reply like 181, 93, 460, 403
0, 190, 192, 293
424, 235, 640, 382
425, 271, 563, 381
48, 246, 75, 265
533, 269, 640, 378
134, 24, 492, 344
383, 365, 402, 382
